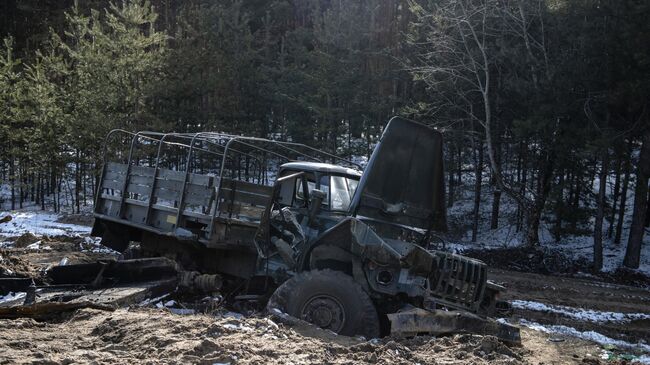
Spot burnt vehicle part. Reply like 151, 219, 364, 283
0, 258, 177, 318
0, 258, 222, 319
388, 307, 521, 344
90, 117, 520, 343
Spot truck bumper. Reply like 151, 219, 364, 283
387, 307, 521, 345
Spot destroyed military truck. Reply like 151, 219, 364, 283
91, 117, 519, 342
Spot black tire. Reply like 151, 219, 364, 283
267, 269, 380, 338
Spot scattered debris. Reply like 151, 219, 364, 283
387, 307, 521, 345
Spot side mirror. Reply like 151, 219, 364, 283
308, 189, 326, 225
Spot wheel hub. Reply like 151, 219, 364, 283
300, 295, 345, 332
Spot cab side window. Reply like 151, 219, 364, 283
319, 176, 330, 208
318, 175, 358, 212
277, 176, 296, 206
294, 175, 316, 208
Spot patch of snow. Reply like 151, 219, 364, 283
138, 293, 170, 307
224, 311, 244, 319
511, 300, 650, 323
519, 319, 650, 355
0, 210, 91, 237
169, 308, 195, 315
637, 355, 650, 364
222, 323, 254, 332
0, 292, 26, 305
81, 236, 118, 254
264, 318, 279, 330
164, 300, 176, 307
25, 241, 42, 249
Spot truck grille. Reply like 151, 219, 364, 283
428, 252, 487, 312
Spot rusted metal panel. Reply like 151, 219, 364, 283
128, 174, 154, 185
219, 190, 270, 207
101, 178, 123, 191
106, 162, 127, 173
387, 307, 521, 345
103, 170, 125, 181
126, 182, 151, 196
222, 178, 273, 196
350, 117, 447, 232
186, 184, 214, 200
153, 187, 181, 202
188, 173, 214, 187
154, 178, 182, 192
131, 165, 155, 177
184, 191, 213, 207
158, 168, 186, 181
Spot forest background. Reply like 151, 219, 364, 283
0, 0, 648, 269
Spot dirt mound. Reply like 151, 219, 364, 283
13, 233, 40, 248
10, 234, 96, 252
56, 214, 94, 226
0, 250, 40, 278
0, 307, 530, 364
603, 268, 650, 288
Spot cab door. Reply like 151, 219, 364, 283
253, 171, 313, 265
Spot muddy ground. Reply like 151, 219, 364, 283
490, 269, 650, 345
0, 307, 608, 365
1, 230, 649, 364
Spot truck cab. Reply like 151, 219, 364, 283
275, 162, 360, 226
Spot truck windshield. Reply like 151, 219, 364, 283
320, 175, 359, 212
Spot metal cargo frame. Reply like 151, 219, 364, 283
93, 129, 361, 246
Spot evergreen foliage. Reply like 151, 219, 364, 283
0, 0, 648, 269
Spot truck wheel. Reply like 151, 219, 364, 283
267, 269, 380, 338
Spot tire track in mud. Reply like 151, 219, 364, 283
490, 269, 650, 353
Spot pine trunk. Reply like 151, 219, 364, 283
607, 155, 622, 238
623, 131, 650, 268
593, 150, 608, 271
471, 138, 484, 243
447, 142, 455, 208
10, 159, 15, 210
490, 189, 501, 230
615, 156, 631, 244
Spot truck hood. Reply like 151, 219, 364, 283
350, 117, 447, 232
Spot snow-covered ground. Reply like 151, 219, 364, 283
511, 300, 650, 323
0, 210, 91, 237
445, 176, 650, 275
0, 292, 26, 305
517, 319, 650, 362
